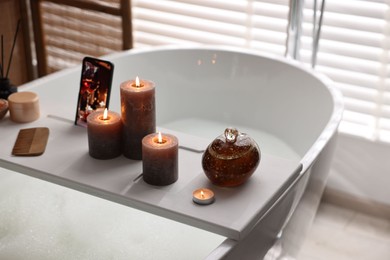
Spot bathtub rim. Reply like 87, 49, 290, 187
22, 44, 344, 173
105, 45, 344, 173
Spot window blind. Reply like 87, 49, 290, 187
132, 0, 290, 55
36, 0, 124, 74
131, 0, 389, 142
300, 0, 389, 142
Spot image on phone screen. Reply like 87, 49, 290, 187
75, 57, 114, 126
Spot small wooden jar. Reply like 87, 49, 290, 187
8, 92, 40, 123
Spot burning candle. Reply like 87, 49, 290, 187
87, 108, 122, 159
192, 188, 215, 205
120, 76, 156, 160
142, 132, 178, 186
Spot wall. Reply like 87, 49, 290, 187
0, 0, 31, 85
324, 132, 390, 216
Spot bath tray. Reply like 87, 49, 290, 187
0, 116, 301, 241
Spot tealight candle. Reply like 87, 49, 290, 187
87, 109, 122, 159
120, 76, 156, 160
142, 132, 178, 186
192, 188, 215, 205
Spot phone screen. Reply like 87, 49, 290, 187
75, 57, 114, 126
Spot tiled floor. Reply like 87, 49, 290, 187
298, 203, 390, 260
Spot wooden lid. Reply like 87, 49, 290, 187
8, 92, 39, 104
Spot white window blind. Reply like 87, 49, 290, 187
300, 0, 390, 142
132, 0, 290, 55
132, 0, 390, 143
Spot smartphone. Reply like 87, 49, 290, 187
75, 57, 114, 126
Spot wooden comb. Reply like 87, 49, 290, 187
12, 127, 49, 156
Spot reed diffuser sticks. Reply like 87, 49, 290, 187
1, 35, 4, 77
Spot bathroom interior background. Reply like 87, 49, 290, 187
1, 0, 388, 223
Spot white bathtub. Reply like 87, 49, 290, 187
0, 46, 342, 259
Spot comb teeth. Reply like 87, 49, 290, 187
12, 127, 49, 156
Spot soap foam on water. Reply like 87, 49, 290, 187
0, 169, 224, 260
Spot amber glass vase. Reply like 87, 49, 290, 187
202, 128, 261, 187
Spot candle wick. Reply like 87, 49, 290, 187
132, 83, 144, 88
154, 135, 167, 144
99, 115, 110, 121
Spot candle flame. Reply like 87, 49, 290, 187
200, 190, 205, 199
157, 132, 163, 143
135, 76, 140, 87
103, 108, 108, 120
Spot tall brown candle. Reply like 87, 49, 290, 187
142, 132, 178, 186
120, 77, 156, 160
87, 109, 122, 159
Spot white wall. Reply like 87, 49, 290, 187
326, 132, 390, 206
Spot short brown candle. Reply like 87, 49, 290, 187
142, 132, 178, 186
87, 109, 122, 159
120, 77, 156, 160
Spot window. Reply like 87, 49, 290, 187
132, 0, 390, 143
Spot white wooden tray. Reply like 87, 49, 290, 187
0, 115, 301, 240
